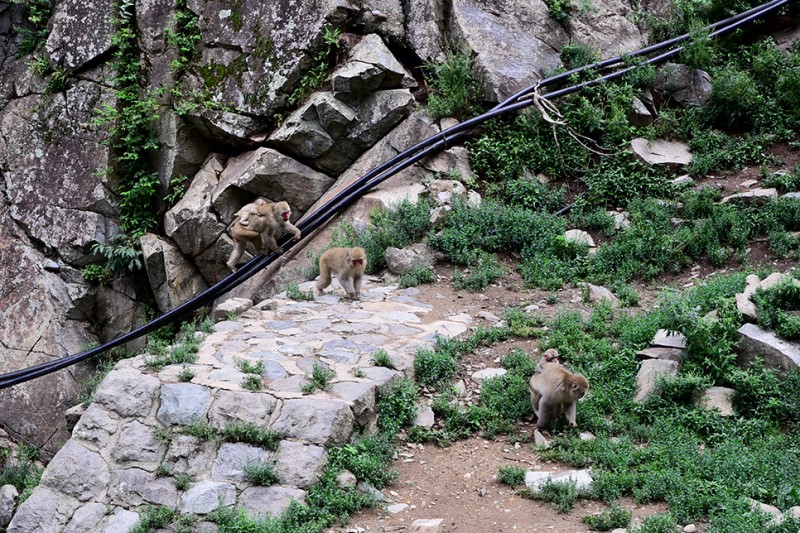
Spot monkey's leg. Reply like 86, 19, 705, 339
536, 397, 551, 430
565, 402, 577, 427
530, 390, 541, 418
353, 274, 363, 299
339, 275, 357, 299
226, 240, 245, 272
262, 233, 283, 255
316, 266, 332, 294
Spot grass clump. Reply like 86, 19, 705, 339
453, 251, 505, 292
397, 266, 435, 288
378, 378, 418, 433
413, 348, 457, 389
286, 281, 315, 301
423, 51, 482, 120
520, 479, 589, 513
241, 374, 262, 391
497, 465, 526, 487
145, 322, 200, 371
243, 461, 280, 486
582, 504, 632, 531
222, 422, 279, 451
129, 505, 192, 533
177, 365, 195, 382
302, 362, 335, 394
752, 277, 800, 341
0, 445, 42, 502
236, 358, 264, 375
372, 349, 393, 369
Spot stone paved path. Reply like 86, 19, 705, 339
8, 280, 472, 532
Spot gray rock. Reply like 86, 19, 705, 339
329, 381, 378, 427
568, 0, 645, 58
736, 292, 758, 322
207, 390, 278, 430
470, 368, 507, 384
654, 63, 713, 107
635, 347, 687, 363
271, 398, 355, 446
746, 498, 783, 527
94, 367, 161, 418
634, 359, 680, 403
239, 485, 306, 520
586, 284, 619, 307
140, 234, 209, 314
672, 175, 695, 187
213, 147, 335, 216
73, 405, 120, 448
651, 329, 688, 349
525, 468, 593, 492
405, 0, 446, 62
737, 323, 800, 374
180, 480, 237, 515
63, 502, 107, 533
697, 386, 735, 416
46, 0, 114, 69
427, 179, 467, 206
450, 0, 566, 101
564, 229, 595, 248
0, 484, 18, 528
95, 277, 149, 355
410, 518, 445, 533
276, 441, 328, 488
186, 110, 270, 148
720, 188, 778, 206
103, 508, 139, 533
413, 404, 435, 428
107, 468, 178, 508
387, 503, 409, 513
164, 435, 216, 477
211, 443, 273, 485
157, 383, 212, 426
212, 298, 254, 322
358, 366, 403, 391
337, 470, 357, 488
385, 243, 436, 276
111, 420, 165, 466
40, 440, 110, 501
630, 138, 692, 166
6, 486, 77, 532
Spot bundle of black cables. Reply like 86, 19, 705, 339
0, 0, 791, 389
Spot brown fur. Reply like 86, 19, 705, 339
528, 362, 589, 435
316, 247, 367, 300
226, 200, 301, 272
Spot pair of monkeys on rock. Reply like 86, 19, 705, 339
226, 197, 367, 300
529, 349, 590, 437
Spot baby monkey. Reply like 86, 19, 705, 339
316, 247, 367, 300
529, 361, 589, 437
226, 200, 302, 272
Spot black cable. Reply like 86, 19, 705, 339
0, 0, 789, 389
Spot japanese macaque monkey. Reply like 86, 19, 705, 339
316, 247, 367, 300
535, 348, 561, 374
529, 362, 589, 436
226, 200, 302, 272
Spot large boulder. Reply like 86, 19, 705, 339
568, 0, 645, 58
737, 323, 800, 374
654, 63, 713, 108
449, 0, 567, 102
182, 0, 356, 118
45, 0, 115, 69
141, 233, 209, 313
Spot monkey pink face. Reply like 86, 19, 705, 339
352, 259, 363, 268
281, 211, 290, 221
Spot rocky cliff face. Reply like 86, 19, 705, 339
0, 0, 650, 455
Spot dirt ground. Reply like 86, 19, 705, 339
326, 147, 800, 533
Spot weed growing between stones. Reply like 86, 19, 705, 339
301, 363, 335, 394
221, 422, 279, 451
174, 473, 191, 491
0, 445, 42, 503
243, 461, 280, 486
241, 374, 262, 391
129, 504, 195, 533
423, 51, 482, 120
371, 349, 393, 369
12, 0, 52, 57
285, 281, 315, 301
177, 365, 195, 382
145, 322, 200, 371
236, 358, 265, 375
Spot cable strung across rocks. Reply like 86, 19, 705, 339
0, 0, 791, 389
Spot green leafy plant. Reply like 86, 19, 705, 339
236, 358, 265, 375
285, 281, 315, 301
145, 322, 200, 371
129, 505, 180, 533
413, 348, 457, 389
424, 51, 482, 120
582, 504, 632, 531
520, 479, 588, 513
453, 250, 505, 292
165, 0, 200, 74
174, 473, 191, 491
90, 234, 143, 278
372, 349, 393, 369
287, 25, 342, 106
378, 378, 419, 433
0, 444, 42, 503
497, 465, 526, 487
398, 266, 435, 288
177, 365, 195, 382
222, 422, 279, 450
302, 362, 335, 394
13, 0, 52, 56
243, 461, 280, 486
241, 374, 262, 391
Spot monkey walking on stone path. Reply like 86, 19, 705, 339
316, 247, 367, 300
226, 200, 302, 272
529, 362, 589, 438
